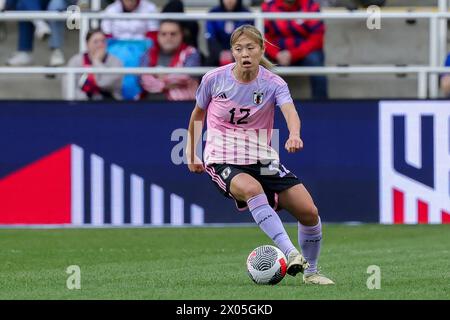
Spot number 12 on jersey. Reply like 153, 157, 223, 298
229, 108, 251, 125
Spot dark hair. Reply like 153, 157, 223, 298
161, 1, 199, 48
85, 28, 104, 43
161, 0, 184, 13
159, 19, 183, 32
220, 0, 244, 12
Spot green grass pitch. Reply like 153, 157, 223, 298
0, 224, 449, 300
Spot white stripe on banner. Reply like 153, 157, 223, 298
151, 184, 164, 225
404, 190, 416, 224
190, 204, 204, 225
111, 164, 124, 226
71, 144, 84, 225
405, 113, 422, 168
91, 154, 104, 226
131, 174, 144, 225
170, 194, 184, 226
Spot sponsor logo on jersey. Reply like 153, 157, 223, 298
221, 167, 232, 180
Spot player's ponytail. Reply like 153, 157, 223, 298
259, 56, 275, 70
230, 25, 275, 70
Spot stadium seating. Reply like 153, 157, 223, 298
0, 1, 448, 99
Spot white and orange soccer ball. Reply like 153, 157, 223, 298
246, 245, 287, 285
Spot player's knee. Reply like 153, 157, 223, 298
301, 204, 319, 225
312, 205, 319, 217
230, 174, 264, 202
242, 183, 264, 201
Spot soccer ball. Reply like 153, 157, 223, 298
246, 245, 287, 285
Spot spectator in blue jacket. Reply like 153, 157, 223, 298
205, 0, 253, 66
441, 53, 450, 98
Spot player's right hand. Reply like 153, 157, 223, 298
188, 163, 205, 174
187, 155, 205, 174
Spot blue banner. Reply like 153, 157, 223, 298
0, 100, 380, 224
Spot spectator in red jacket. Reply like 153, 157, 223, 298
140, 20, 201, 101
262, 0, 328, 99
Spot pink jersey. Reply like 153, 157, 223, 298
196, 63, 294, 165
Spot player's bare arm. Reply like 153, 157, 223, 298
280, 103, 303, 153
186, 105, 206, 173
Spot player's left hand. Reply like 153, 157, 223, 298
285, 135, 303, 153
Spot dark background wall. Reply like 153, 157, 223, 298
0, 100, 379, 223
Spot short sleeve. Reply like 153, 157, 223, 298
275, 78, 294, 108
195, 74, 214, 110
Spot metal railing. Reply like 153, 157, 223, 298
1, 65, 449, 100
0, 3, 449, 100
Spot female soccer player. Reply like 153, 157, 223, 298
186, 25, 334, 285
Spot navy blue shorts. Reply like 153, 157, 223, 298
204, 160, 301, 211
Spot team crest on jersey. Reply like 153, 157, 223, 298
221, 167, 232, 180
253, 91, 264, 105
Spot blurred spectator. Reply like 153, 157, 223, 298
62, 29, 123, 100
162, 0, 199, 49
101, 0, 159, 40
101, 0, 159, 100
262, 0, 328, 99
441, 53, 450, 98
205, 0, 253, 66
5, 0, 75, 67
3, 0, 52, 42
140, 20, 200, 101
